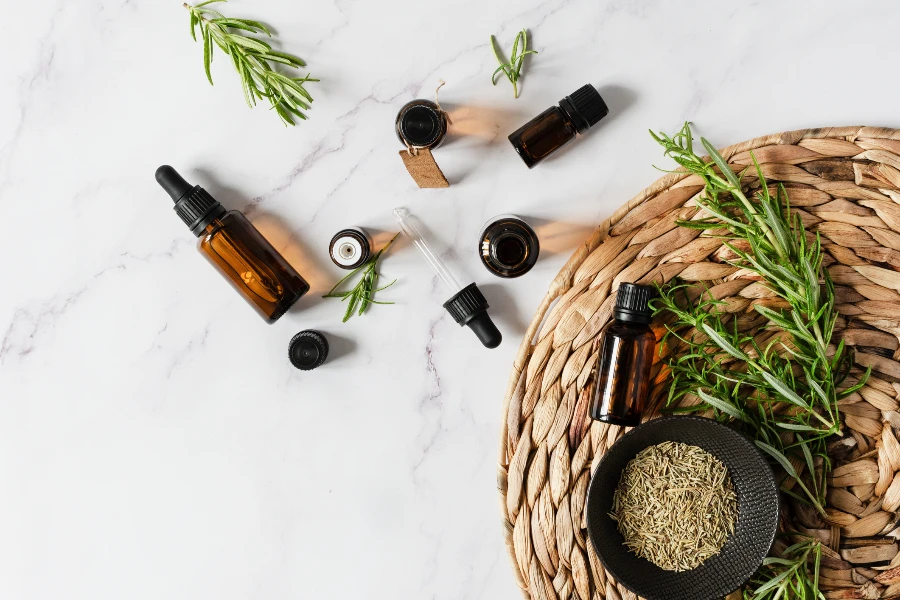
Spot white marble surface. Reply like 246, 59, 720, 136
1, 1, 899, 598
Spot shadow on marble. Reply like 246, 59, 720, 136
317, 330, 356, 364
479, 282, 529, 338
444, 102, 530, 147
528, 216, 597, 258
439, 102, 531, 184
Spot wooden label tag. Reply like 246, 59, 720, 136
399, 148, 449, 188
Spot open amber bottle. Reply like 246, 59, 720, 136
156, 166, 309, 323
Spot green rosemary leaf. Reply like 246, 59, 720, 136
837, 367, 871, 398
235, 19, 271, 36
228, 34, 271, 52
702, 138, 741, 189
755, 441, 800, 480
697, 389, 746, 421
751, 568, 793, 596
194, 0, 225, 8
268, 50, 306, 67
203, 27, 213, 84
700, 323, 749, 361
776, 422, 822, 432
214, 19, 263, 34
190, 12, 199, 41
760, 371, 810, 410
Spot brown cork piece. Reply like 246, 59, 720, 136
399, 148, 449, 188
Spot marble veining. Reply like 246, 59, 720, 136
2, 1, 899, 598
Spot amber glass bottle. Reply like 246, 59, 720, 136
589, 283, 656, 426
508, 84, 608, 168
156, 166, 309, 323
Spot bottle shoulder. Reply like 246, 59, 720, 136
198, 211, 246, 243
602, 320, 654, 340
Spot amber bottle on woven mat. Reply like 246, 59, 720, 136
156, 166, 309, 323
589, 283, 656, 426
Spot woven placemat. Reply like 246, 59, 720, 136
497, 126, 900, 600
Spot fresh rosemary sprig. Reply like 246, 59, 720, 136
490, 29, 537, 98
324, 234, 399, 322
744, 538, 824, 600
651, 123, 868, 516
184, 0, 317, 125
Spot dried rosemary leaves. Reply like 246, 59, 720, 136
611, 441, 738, 571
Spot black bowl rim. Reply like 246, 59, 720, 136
586, 415, 780, 600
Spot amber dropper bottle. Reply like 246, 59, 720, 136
589, 283, 656, 426
156, 166, 309, 323
508, 84, 608, 168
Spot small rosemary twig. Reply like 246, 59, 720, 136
323, 233, 399, 322
490, 29, 537, 98
184, 0, 317, 125
743, 537, 824, 600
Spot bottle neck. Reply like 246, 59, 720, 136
558, 98, 587, 134
614, 311, 651, 325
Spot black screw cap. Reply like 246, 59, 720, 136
288, 330, 329, 370
614, 283, 656, 324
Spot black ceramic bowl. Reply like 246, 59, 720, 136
586, 416, 779, 600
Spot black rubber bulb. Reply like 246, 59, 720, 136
467, 312, 502, 349
155, 165, 194, 203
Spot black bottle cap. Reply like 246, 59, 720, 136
614, 283, 656, 324
559, 84, 608, 134
396, 100, 447, 148
442, 283, 502, 349
156, 165, 226, 237
288, 330, 329, 370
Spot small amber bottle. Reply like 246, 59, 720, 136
508, 84, 608, 168
589, 283, 656, 426
156, 166, 309, 323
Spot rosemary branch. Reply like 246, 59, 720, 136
651, 123, 869, 516
324, 234, 399, 322
184, 0, 317, 125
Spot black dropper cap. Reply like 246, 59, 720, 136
558, 84, 608, 134
442, 283, 502, 349
156, 165, 226, 237
288, 330, 329, 370
613, 283, 656, 324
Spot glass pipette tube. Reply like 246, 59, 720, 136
393, 207, 462, 293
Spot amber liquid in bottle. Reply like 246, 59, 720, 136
199, 212, 309, 323
508, 106, 578, 168
156, 165, 309, 324
588, 283, 656, 426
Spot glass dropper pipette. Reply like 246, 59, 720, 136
394, 207, 501, 349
